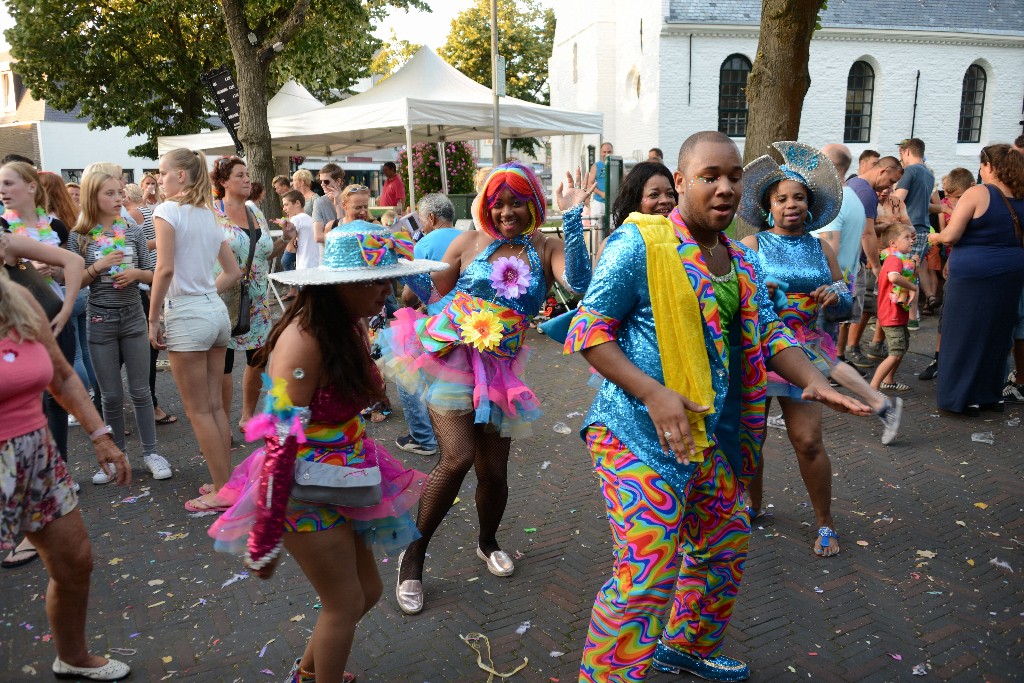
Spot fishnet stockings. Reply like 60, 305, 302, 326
398, 409, 511, 582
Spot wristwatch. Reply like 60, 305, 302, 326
89, 425, 113, 442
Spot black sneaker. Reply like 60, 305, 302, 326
1002, 383, 1024, 404
919, 358, 938, 381
395, 435, 437, 456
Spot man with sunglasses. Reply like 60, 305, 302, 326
313, 163, 345, 246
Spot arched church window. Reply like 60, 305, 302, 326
718, 54, 751, 138
844, 61, 874, 143
957, 64, 986, 143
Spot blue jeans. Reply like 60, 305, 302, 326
397, 384, 436, 449
71, 288, 98, 391
281, 251, 296, 271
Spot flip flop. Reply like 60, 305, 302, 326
155, 413, 178, 425
184, 495, 230, 513
2, 543, 39, 569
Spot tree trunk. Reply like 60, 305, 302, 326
736, 0, 822, 236
218, 0, 310, 221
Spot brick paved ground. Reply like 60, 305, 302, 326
2, 314, 1022, 682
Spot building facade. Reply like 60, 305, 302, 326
549, 0, 1024, 183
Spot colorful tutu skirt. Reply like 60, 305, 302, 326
767, 294, 837, 400
378, 300, 542, 438
209, 436, 426, 556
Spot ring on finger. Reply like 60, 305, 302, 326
664, 430, 672, 439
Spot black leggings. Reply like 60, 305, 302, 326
398, 410, 511, 582
223, 347, 262, 374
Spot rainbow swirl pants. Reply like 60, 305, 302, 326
579, 425, 750, 683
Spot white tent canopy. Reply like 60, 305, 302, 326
157, 47, 603, 205
156, 79, 324, 154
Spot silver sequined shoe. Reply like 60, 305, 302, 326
476, 547, 515, 576
395, 550, 423, 614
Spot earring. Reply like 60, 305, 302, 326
805, 210, 814, 225
767, 214, 775, 227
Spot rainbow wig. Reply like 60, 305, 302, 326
473, 162, 547, 241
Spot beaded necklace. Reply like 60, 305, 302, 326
89, 218, 129, 279
2, 207, 58, 246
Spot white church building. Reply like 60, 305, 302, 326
549, 0, 1024, 181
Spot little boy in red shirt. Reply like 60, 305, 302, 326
871, 224, 919, 391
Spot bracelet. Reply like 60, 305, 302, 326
89, 425, 113, 442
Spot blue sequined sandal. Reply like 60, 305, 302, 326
814, 526, 839, 557
652, 642, 749, 681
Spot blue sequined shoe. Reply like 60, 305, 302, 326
652, 642, 749, 681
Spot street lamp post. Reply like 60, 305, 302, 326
490, 0, 503, 166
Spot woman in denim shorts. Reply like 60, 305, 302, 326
148, 148, 242, 513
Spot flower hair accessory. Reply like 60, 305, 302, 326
489, 256, 531, 299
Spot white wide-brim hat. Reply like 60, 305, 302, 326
269, 219, 449, 286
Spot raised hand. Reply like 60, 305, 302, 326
555, 168, 597, 212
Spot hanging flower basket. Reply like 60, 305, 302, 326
397, 141, 477, 197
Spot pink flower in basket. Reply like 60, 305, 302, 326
489, 256, 530, 299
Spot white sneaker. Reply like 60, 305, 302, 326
143, 453, 172, 480
767, 414, 787, 430
92, 466, 116, 485
68, 414, 80, 426
879, 397, 903, 446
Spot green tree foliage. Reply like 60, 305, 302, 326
4, 0, 425, 159
439, 0, 555, 157
370, 29, 423, 82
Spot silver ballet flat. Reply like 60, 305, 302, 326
476, 547, 515, 576
395, 550, 423, 614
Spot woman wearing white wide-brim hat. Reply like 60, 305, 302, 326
209, 220, 446, 683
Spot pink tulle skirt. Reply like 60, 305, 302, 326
767, 327, 838, 399
379, 307, 542, 438
208, 438, 426, 555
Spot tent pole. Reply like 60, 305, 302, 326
438, 138, 450, 195
405, 124, 416, 210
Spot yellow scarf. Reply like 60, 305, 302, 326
632, 212, 716, 455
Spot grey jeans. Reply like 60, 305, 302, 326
86, 301, 157, 455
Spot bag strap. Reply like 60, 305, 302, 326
995, 188, 1023, 247
241, 208, 259, 281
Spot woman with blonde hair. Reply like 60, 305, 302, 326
149, 148, 242, 512
68, 171, 167, 485
0, 242, 132, 680
140, 172, 161, 208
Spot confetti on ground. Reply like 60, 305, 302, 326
814, 587, 824, 593
188, 510, 220, 518
541, 461, 551, 470
515, 620, 531, 635
550, 651, 565, 657
524, 528, 537, 533
467, 577, 479, 582
148, 579, 165, 586
148, 601, 166, 608
109, 648, 137, 656
289, 614, 305, 622
955, 520, 966, 527
912, 663, 928, 675
989, 557, 1014, 572
974, 502, 989, 509
856, 541, 869, 546
566, 411, 583, 417
258, 638, 275, 657
888, 653, 902, 660
221, 572, 249, 588
260, 669, 275, 676
108, 557, 124, 565
161, 532, 189, 542
20, 665, 36, 675
120, 490, 152, 504
967, 559, 975, 566
916, 550, 937, 559
162, 656, 173, 664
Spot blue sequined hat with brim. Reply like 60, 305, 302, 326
269, 219, 448, 287
738, 141, 843, 232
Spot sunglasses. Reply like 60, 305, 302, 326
342, 184, 370, 196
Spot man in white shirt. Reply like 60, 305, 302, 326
280, 190, 318, 270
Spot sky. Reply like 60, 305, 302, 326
374, 0, 556, 49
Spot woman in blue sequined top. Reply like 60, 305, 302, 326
379, 162, 594, 614
738, 142, 902, 559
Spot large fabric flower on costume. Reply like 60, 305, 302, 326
489, 256, 531, 299
460, 310, 504, 352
